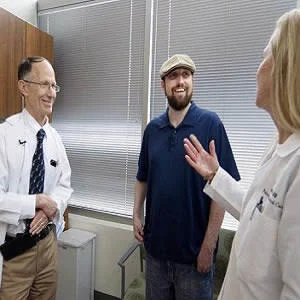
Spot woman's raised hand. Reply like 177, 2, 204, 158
184, 134, 219, 181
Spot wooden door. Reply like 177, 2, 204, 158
0, 7, 26, 120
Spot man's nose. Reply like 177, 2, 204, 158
177, 75, 185, 85
46, 86, 56, 98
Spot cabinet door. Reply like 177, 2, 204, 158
0, 8, 26, 119
25, 23, 53, 64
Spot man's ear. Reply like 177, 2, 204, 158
18, 80, 28, 97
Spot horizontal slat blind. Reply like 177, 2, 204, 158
39, 0, 297, 222
150, 0, 296, 229
39, 0, 146, 216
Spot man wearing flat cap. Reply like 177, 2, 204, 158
134, 54, 239, 300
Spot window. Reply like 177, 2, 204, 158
150, 0, 296, 229
39, 0, 297, 228
39, 0, 146, 216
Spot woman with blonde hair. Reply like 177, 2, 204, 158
184, 9, 300, 300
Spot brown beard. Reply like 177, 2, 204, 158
166, 90, 193, 111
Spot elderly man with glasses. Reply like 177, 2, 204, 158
0, 56, 73, 299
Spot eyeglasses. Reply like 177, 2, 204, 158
23, 80, 60, 93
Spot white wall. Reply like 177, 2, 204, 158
0, 0, 37, 25
68, 213, 140, 298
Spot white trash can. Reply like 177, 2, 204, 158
56, 228, 96, 300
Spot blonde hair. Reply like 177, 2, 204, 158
271, 9, 300, 132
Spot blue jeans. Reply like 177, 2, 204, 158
146, 253, 214, 300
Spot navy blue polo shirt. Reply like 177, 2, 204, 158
137, 102, 240, 264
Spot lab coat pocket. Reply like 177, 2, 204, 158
236, 202, 281, 282
263, 199, 283, 221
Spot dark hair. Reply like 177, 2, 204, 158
18, 56, 47, 80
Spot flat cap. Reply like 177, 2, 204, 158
160, 54, 196, 79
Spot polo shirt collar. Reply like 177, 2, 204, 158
158, 101, 197, 128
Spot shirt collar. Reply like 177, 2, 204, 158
275, 132, 300, 157
22, 108, 50, 137
158, 101, 197, 129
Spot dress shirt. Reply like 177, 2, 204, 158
0, 109, 73, 285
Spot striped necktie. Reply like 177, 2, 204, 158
29, 129, 46, 194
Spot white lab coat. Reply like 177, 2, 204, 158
0, 109, 73, 285
204, 132, 300, 300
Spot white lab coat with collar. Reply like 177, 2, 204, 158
0, 110, 73, 285
204, 133, 300, 300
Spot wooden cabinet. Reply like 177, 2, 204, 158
25, 23, 53, 65
0, 7, 53, 120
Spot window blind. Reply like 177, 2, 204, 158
39, 0, 297, 224
39, 0, 146, 216
150, 0, 297, 229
